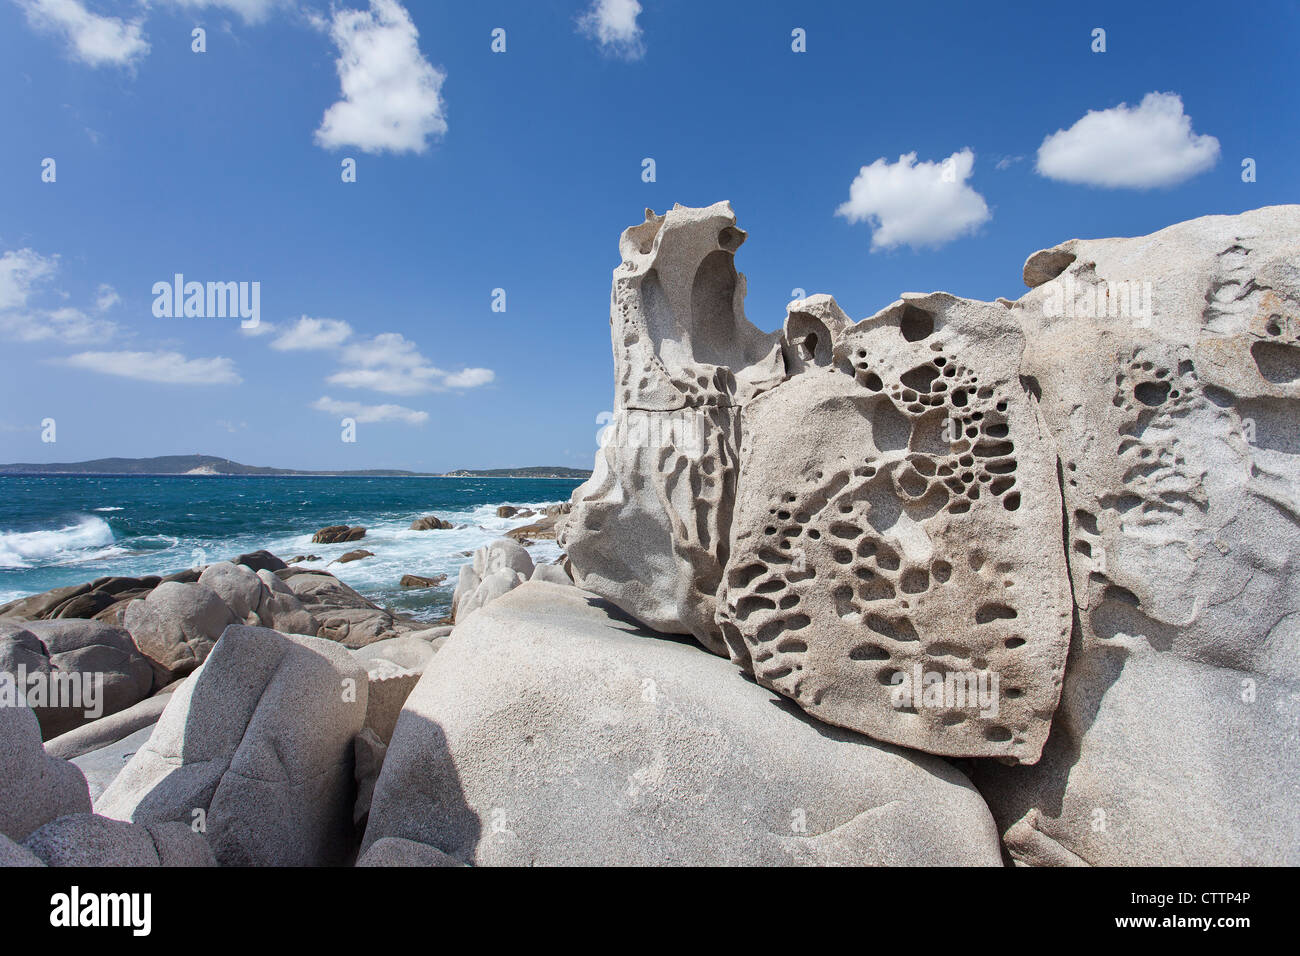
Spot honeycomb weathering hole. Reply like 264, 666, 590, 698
870, 399, 912, 452
1023, 248, 1077, 287
787, 312, 834, 368
900, 363, 941, 392
975, 602, 1018, 624
717, 226, 745, 252
689, 250, 740, 367
899, 305, 935, 342
1252, 340, 1300, 384
1134, 380, 1171, 407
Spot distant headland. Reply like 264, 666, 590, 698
0, 454, 591, 479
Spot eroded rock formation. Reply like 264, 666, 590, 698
561, 202, 1300, 788
975, 205, 1300, 864
718, 291, 1072, 763
563, 203, 784, 656
2, 207, 1295, 868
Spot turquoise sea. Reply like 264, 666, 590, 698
0, 476, 584, 622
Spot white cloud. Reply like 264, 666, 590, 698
330, 331, 439, 394
59, 350, 242, 385
17, 0, 150, 68
15, 306, 117, 344
578, 0, 644, 60
995, 155, 1024, 171
1036, 92, 1220, 189
246, 317, 494, 396
154, 0, 284, 25
314, 0, 448, 155
0, 249, 57, 312
94, 283, 120, 312
338, 330, 425, 369
835, 149, 991, 250
327, 332, 495, 394
311, 395, 427, 425
240, 318, 276, 337
271, 315, 354, 351
0, 248, 120, 344
327, 363, 442, 395
442, 367, 494, 389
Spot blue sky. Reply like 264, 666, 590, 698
1, 0, 1296, 472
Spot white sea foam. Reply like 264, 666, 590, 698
0, 499, 570, 622
258, 501, 565, 602
94, 506, 124, 512
0, 516, 117, 569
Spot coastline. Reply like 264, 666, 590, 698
0, 473, 589, 479
0, 477, 580, 614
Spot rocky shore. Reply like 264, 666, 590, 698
1, 532, 571, 866
2, 203, 1297, 866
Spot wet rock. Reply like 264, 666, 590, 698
312, 525, 367, 545
399, 574, 447, 588
410, 515, 453, 530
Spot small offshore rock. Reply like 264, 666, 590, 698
312, 525, 367, 544
333, 550, 374, 565
399, 574, 447, 588
409, 515, 453, 530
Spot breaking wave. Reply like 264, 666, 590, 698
0, 515, 118, 569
